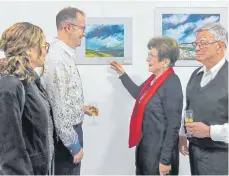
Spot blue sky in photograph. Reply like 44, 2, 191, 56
162, 14, 220, 44
86, 24, 124, 51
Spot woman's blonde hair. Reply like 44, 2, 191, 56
0, 22, 45, 82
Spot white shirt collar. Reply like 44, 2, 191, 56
54, 38, 77, 58
197, 57, 226, 76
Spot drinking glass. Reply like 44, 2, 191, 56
88, 102, 99, 125
184, 110, 194, 137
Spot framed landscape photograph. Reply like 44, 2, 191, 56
154, 7, 228, 67
75, 17, 133, 65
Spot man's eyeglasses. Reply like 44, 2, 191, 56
40, 42, 50, 53
191, 40, 219, 49
67, 22, 86, 31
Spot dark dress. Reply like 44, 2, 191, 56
0, 75, 52, 175
120, 72, 183, 175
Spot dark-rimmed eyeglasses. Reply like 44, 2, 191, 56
191, 40, 219, 49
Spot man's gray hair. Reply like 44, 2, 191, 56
196, 22, 228, 48
56, 7, 85, 30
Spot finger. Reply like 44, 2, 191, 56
186, 127, 193, 132
111, 63, 121, 69
110, 61, 116, 65
111, 61, 118, 64
186, 122, 197, 127
180, 150, 186, 155
112, 61, 122, 68
187, 132, 194, 137
110, 65, 117, 70
185, 123, 193, 127
82, 106, 88, 111
181, 147, 189, 156
184, 146, 189, 154
187, 130, 193, 135
180, 146, 186, 155
110, 61, 118, 67
184, 150, 189, 155
73, 158, 78, 164
75, 160, 80, 164
181, 147, 189, 155
74, 157, 82, 164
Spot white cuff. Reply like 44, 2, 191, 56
210, 124, 228, 143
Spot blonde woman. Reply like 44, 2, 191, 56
0, 22, 55, 175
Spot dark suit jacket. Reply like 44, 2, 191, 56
0, 75, 51, 175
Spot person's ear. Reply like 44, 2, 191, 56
163, 58, 170, 68
216, 41, 225, 53
64, 24, 71, 32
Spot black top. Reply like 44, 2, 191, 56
0, 75, 54, 175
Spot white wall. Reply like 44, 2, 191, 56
0, 0, 228, 175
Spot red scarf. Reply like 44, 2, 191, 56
129, 68, 174, 148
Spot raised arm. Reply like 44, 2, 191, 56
119, 73, 144, 99
110, 61, 145, 99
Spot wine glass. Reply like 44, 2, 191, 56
184, 110, 194, 137
88, 102, 99, 126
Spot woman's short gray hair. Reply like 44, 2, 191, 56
196, 22, 228, 48
147, 36, 180, 67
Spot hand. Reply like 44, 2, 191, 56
110, 61, 125, 75
73, 148, 84, 164
179, 136, 189, 155
82, 105, 99, 116
185, 122, 210, 138
159, 163, 171, 176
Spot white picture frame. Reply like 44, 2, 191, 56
154, 7, 228, 67
75, 17, 133, 65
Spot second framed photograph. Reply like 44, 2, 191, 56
75, 17, 133, 65
154, 7, 228, 67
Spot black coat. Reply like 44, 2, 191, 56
0, 75, 52, 175
120, 73, 183, 175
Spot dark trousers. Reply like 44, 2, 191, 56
135, 143, 179, 175
54, 123, 83, 175
189, 143, 228, 175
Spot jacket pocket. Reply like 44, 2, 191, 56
29, 151, 49, 175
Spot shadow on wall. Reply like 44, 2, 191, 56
97, 74, 144, 175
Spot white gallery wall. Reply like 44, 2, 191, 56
0, 0, 228, 175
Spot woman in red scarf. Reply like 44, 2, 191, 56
110, 36, 183, 175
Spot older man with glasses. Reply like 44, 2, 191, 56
179, 22, 228, 175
